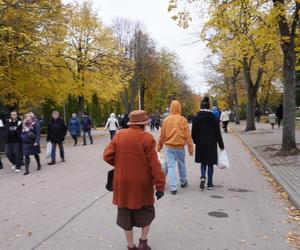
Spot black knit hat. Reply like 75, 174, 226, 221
201, 96, 210, 109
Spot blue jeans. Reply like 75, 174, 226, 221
165, 148, 187, 191
51, 142, 64, 162
83, 129, 93, 144
201, 164, 214, 186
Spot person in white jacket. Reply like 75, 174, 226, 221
105, 113, 120, 140
220, 110, 231, 133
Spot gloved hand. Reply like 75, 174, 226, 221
156, 191, 164, 200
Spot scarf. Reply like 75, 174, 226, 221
23, 120, 35, 132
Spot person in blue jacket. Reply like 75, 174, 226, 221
211, 106, 221, 120
81, 113, 93, 145
69, 113, 80, 146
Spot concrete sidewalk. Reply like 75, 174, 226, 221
0, 128, 299, 249
233, 122, 300, 210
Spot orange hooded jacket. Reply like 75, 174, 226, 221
157, 100, 193, 155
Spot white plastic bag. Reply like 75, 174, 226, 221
45, 142, 52, 160
218, 150, 230, 169
157, 152, 168, 175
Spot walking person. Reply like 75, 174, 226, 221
103, 110, 165, 250
220, 109, 230, 133
153, 111, 161, 131
121, 114, 129, 129
21, 113, 41, 175
149, 115, 155, 131
269, 113, 276, 130
105, 113, 119, 140
5, 111, 23, 173
192, 96, 225, 190
276, 104, 283, 128
47, 111, 67, 165
157, 100, 194, 195
0, 118, 5, 169
81, 113, 93, 145
69, 113, 80, 146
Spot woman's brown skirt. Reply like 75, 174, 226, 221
117, 205, 155, 231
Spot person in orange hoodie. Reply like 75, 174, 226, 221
157, 100, 193, 195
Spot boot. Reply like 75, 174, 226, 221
35, 155, 41, 171
24, 163, 29, 175
138, 239, 151, 250
128, 246, 137, 250
37, 164, 41, 171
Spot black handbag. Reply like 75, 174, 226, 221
28, 131, 37, 140
105, 169, 114, 191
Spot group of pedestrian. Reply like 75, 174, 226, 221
268, 104, 283, 129
149, 108, 170, 131
103, 97, 225, 249
0, 110, 95, 174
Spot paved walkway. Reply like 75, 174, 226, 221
234, 122, 300, 210
0, 128, 299, 249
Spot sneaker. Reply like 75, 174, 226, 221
207, 184, 214, 190
15, 169, 21, 173
181, 180, 188, 188
200, 178, 206, 191
171, 190, 177, 195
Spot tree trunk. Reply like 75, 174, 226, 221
78, 96, 84, 119
245, 89, 256, 131
281, 48, 296, 151
233, 91, 240, 124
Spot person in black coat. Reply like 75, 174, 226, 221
276, 104, 283, 128
47, 111, 67, 165
21, 113, 41, 175
81, 113, 93, 145
192, 96, 225, 190
0, 118, 5, 169
5, 111, 23, 173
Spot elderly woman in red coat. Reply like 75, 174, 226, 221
103, 110, 165, 250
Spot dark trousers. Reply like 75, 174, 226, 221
0, 156, 3, 169
25, 155, 40, 166
83, 130, 93, 144
6, 143, 22, 169
223, 121, 229, 133
109, 130, 116, 140
155, 123, 160, 130
51, 142, 64, 162
277, 117, 282, 127
150, 123, 155, 131
201, 164, 214, 186
71, 135, 78, 146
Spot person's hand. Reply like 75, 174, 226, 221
155, 191, 164, 200
34, 143, 38, 147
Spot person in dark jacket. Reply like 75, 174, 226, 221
192, 96, 225, 190
81, 113, 93, 145
121, 114, 129, 129
276, 104, 283, 128
69, 113, 80, 146
0, 118, 5, 169
21, 113, 41, 175
47, 111, 67, 165
5, 111, 23, 173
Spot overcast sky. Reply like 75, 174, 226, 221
68, 0, 210, 93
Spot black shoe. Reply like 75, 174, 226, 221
0, 165, 3, 169
83, 143, 87, 146
171, 190, 177, 195
48, 161, 56, 165
37, 165, 41, 171
24, 171, 29, 175
200, 178, 206, 191
61, 159, 66, 162
207, 184, 214, 190
181, 180, 188, 188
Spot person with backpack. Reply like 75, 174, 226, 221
105, 113, 120, 140
69, 113, 80, 146
81, 113, 93, 145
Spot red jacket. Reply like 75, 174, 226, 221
103, 126, 165, 209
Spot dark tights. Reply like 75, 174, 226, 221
25, 155, 41, 166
